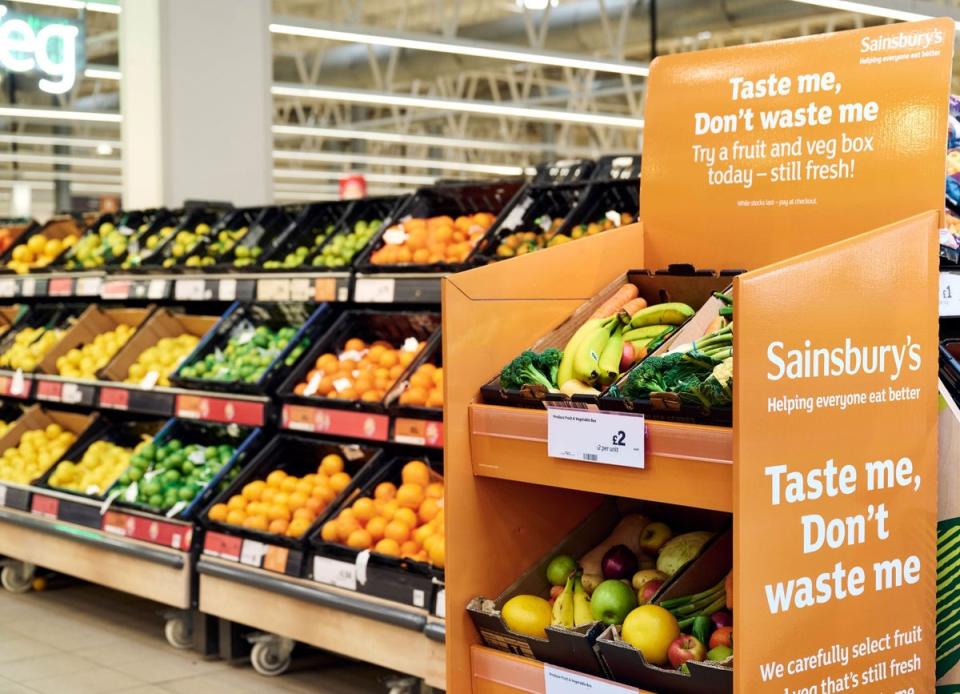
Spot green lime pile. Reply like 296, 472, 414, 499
115, 437, 240, 511
262, 224, 335, 270
121, 224, 175, 269
64, 221, 132, 270
177, 325, 307, 384
185, 226, 252, 268
312, 219, 382, 268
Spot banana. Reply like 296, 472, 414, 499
573, 319, 617, 384
629, 303, 695, 328
551, 581, 567, 626
554, 574, 575, 628
597, 328, 624, 385
622, 325, 675, 343
573, 573, 593, 627
557, 318, 603, 387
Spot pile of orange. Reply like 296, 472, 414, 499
397, 363, 443, 408
320, 460, 445, 568
208, 453, 351, 538
370, 212, 496, 265
293, 336, 424, 403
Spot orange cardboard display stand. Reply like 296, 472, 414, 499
444, 18, 953, 694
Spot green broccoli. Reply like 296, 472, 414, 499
534, 348, 562, 387
499, 350, 560, 391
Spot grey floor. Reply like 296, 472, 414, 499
0, 579, 397, 693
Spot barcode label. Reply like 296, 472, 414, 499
583, 453, 599, 461
547, 399, 597, 411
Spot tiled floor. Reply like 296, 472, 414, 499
0, 579, 401, 693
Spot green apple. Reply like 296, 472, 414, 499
590, 579, 637, 626
545, 554, 577, 587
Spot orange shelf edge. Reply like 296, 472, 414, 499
469, 403, 733, 512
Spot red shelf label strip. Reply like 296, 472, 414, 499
282, 404, 389, 441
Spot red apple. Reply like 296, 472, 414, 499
550, 585, 564, 599
620, 342, 636, 371
639, 579, 664, 605
709, 626, 732, 650
601, 544, 639, 580
667, 635, 706, 669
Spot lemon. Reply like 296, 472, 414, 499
27, 235, 46, 254
501, 595, 552, 639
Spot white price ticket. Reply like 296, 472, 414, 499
546, 407, 645, 469
544, 664, 638, 694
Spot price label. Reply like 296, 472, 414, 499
257, 278, 291, 301
77, 276, 102, 296
941, 272, 960, 316
10, 369, 26, 397
312, 556, 357, 590
435, 588, 446, 618
546, 408, 645, 468
147, 279, 167, 300
354, 278, 395, 303
48, 277, 73, 297
543, 665, 638, 694
0, 484, 7, 508
175, 279, 206, 301
240, 539, 266, 567
314, 278, 337, 302
61, 382, 83, 404
102, 279, 131, 300
218, 278, 237, 302
20, 278, 36, 297
0, 279, 16, 298
289, 278, 313, 301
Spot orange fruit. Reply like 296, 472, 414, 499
375, 538, 401, 557
402, 460, 431, 486
347, 528, 372, 550
399, 351, 416, 367
320, 520, 338, 542
305, 498, 323, 514
246, 502, 267, 517
410, 372, 431, 389
287, 492, 308, 511
268, 518, 289, 535
384, 520, 410, 544
295, 479, 313, 496
394, 507, 418, 529
423, 534, 442, 555
396, 483, 424, 509
336, 515, 361, 541
243, 515, 268, 531
413, 523, 435, 545
281, 476, 299, 494
429, 540, 445, 568
360, 390, 380, 402
425, 482, 444, 499
366, 516, 387, 542
242, 480, 266, 502
329, 471, 351, 493
287, 518, 310, 538
293, 507, 315, 523
320, 454, 344, 476
322, 360, 338, 375
419, 497, 441, 523
339, 508, 355, 521
352, 497, 376, 523
272, 492, 290, 508
400, 540, 421, 558
266, 470, 287, 488
389, 364, 405, 379
312, 486, 334, 504
261, 487, 277, 504
426, 390, 443, 408
374, 482, 397, 500
380, 499, 399, 521
344, 337, 366, 352
226, 509, 246, 526
379, 351, 398, 368
267, 504, 291, 522
208, 503, 228, 522
227, 496, 247, 511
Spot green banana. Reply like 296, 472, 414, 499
557, 318, 603, 387
572, 318, 617, 385
573, 573, 592, 627
597, 328, 624, 385
629, 303, 695, 328
622, 325, 675, 343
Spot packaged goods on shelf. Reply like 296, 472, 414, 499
171, 302, 332, 395
279, 309, 440, 410
467, 498, 730, 691
309, 455, 443, 607
2, 215, 83, 275
0, 405, 97, 490
43, 306, 152, 380
0, 304, 86, 373
355, 179, 524, 273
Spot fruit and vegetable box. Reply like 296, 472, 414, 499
480, 265, 737, 415
353, 178, 525, 273
201, 206, 293, 272
0, 215, 84, 275
39, 305, 153, 379
0, 303, 88, 374
385, 329, 443, 419
307, 455, 444, 610
127, 206, 224, 272
171, 301, 333, 395
56, 209, 166, 272
199, 434, 383, 577
278, 309, 441, 413
466, 497, 729, 687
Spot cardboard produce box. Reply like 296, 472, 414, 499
98, 308, 218, 384
38, 306, 154, 376
467, 498, 728, 678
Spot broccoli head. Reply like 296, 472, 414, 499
499, 350, 559, 391
534, 348, 563, 387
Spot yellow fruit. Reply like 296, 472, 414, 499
43, 238, 63, 258
501, 595, 553, 639
27, 235, 46, 254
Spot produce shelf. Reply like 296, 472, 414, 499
196, 556, 445, 688
0, 505, 192, 607
468, 403, 733, 512
471, 645, 654, 694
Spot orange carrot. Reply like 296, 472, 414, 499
590, 284, 639, 319
618, 297, 649, 320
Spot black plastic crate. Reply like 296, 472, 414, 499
940, 339, 960, 403
532, 159, 595, 184
135, 207, 227, 271
56, 209, 168, 271
166, 207, 258, 271
277, 309, 441, 413
207, 207, 295, 271
117, 208, 186, 270
0, 304, 87, 372
385, 329, 443, 420
309, 196, 405, 271
257, 201, 353, 272
353, 179, 524, 274
307, 455, 443, 608
557, 178, 640, 238
110, 418, 264, 520
0, 214, 85, 271
480, 182, 589, 260
590, 154, 642, 181
199, 434, 384, 555
170, 302, 334, 395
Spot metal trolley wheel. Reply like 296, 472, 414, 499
164, 613, 193, 649
250, 638, 293, 676
0, 562, 35, 594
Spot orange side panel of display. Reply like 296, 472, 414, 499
734, 211, 939, 692
443, 224, 646, 693
640, 18, 954, 271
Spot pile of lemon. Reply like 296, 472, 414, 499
0, 327, 64, 371
8, 233, 78, 274
56, 323, 137, 380
125, 334, 199, 387
48, 439, 133, 495
0, 424, 77, 484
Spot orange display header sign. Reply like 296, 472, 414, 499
640, 18, 954, 270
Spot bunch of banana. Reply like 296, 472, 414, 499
551, 573, 594, 629
556, 302, 694, 396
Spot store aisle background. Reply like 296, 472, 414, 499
0, 581, 390, 694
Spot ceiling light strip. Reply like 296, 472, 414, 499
0, 133, 122, 149
787, 0, 960, 27
0, 106, 122, 124
0, 152, 121, 168
3, 0, 120, 12
272, 168, 437, 185
272, 148, 524, 176
84, 66, 121, 80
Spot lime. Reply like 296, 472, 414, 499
147, 494, 163, 508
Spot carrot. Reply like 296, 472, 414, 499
590, 284, 639, 319
617, 297, 649, 321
